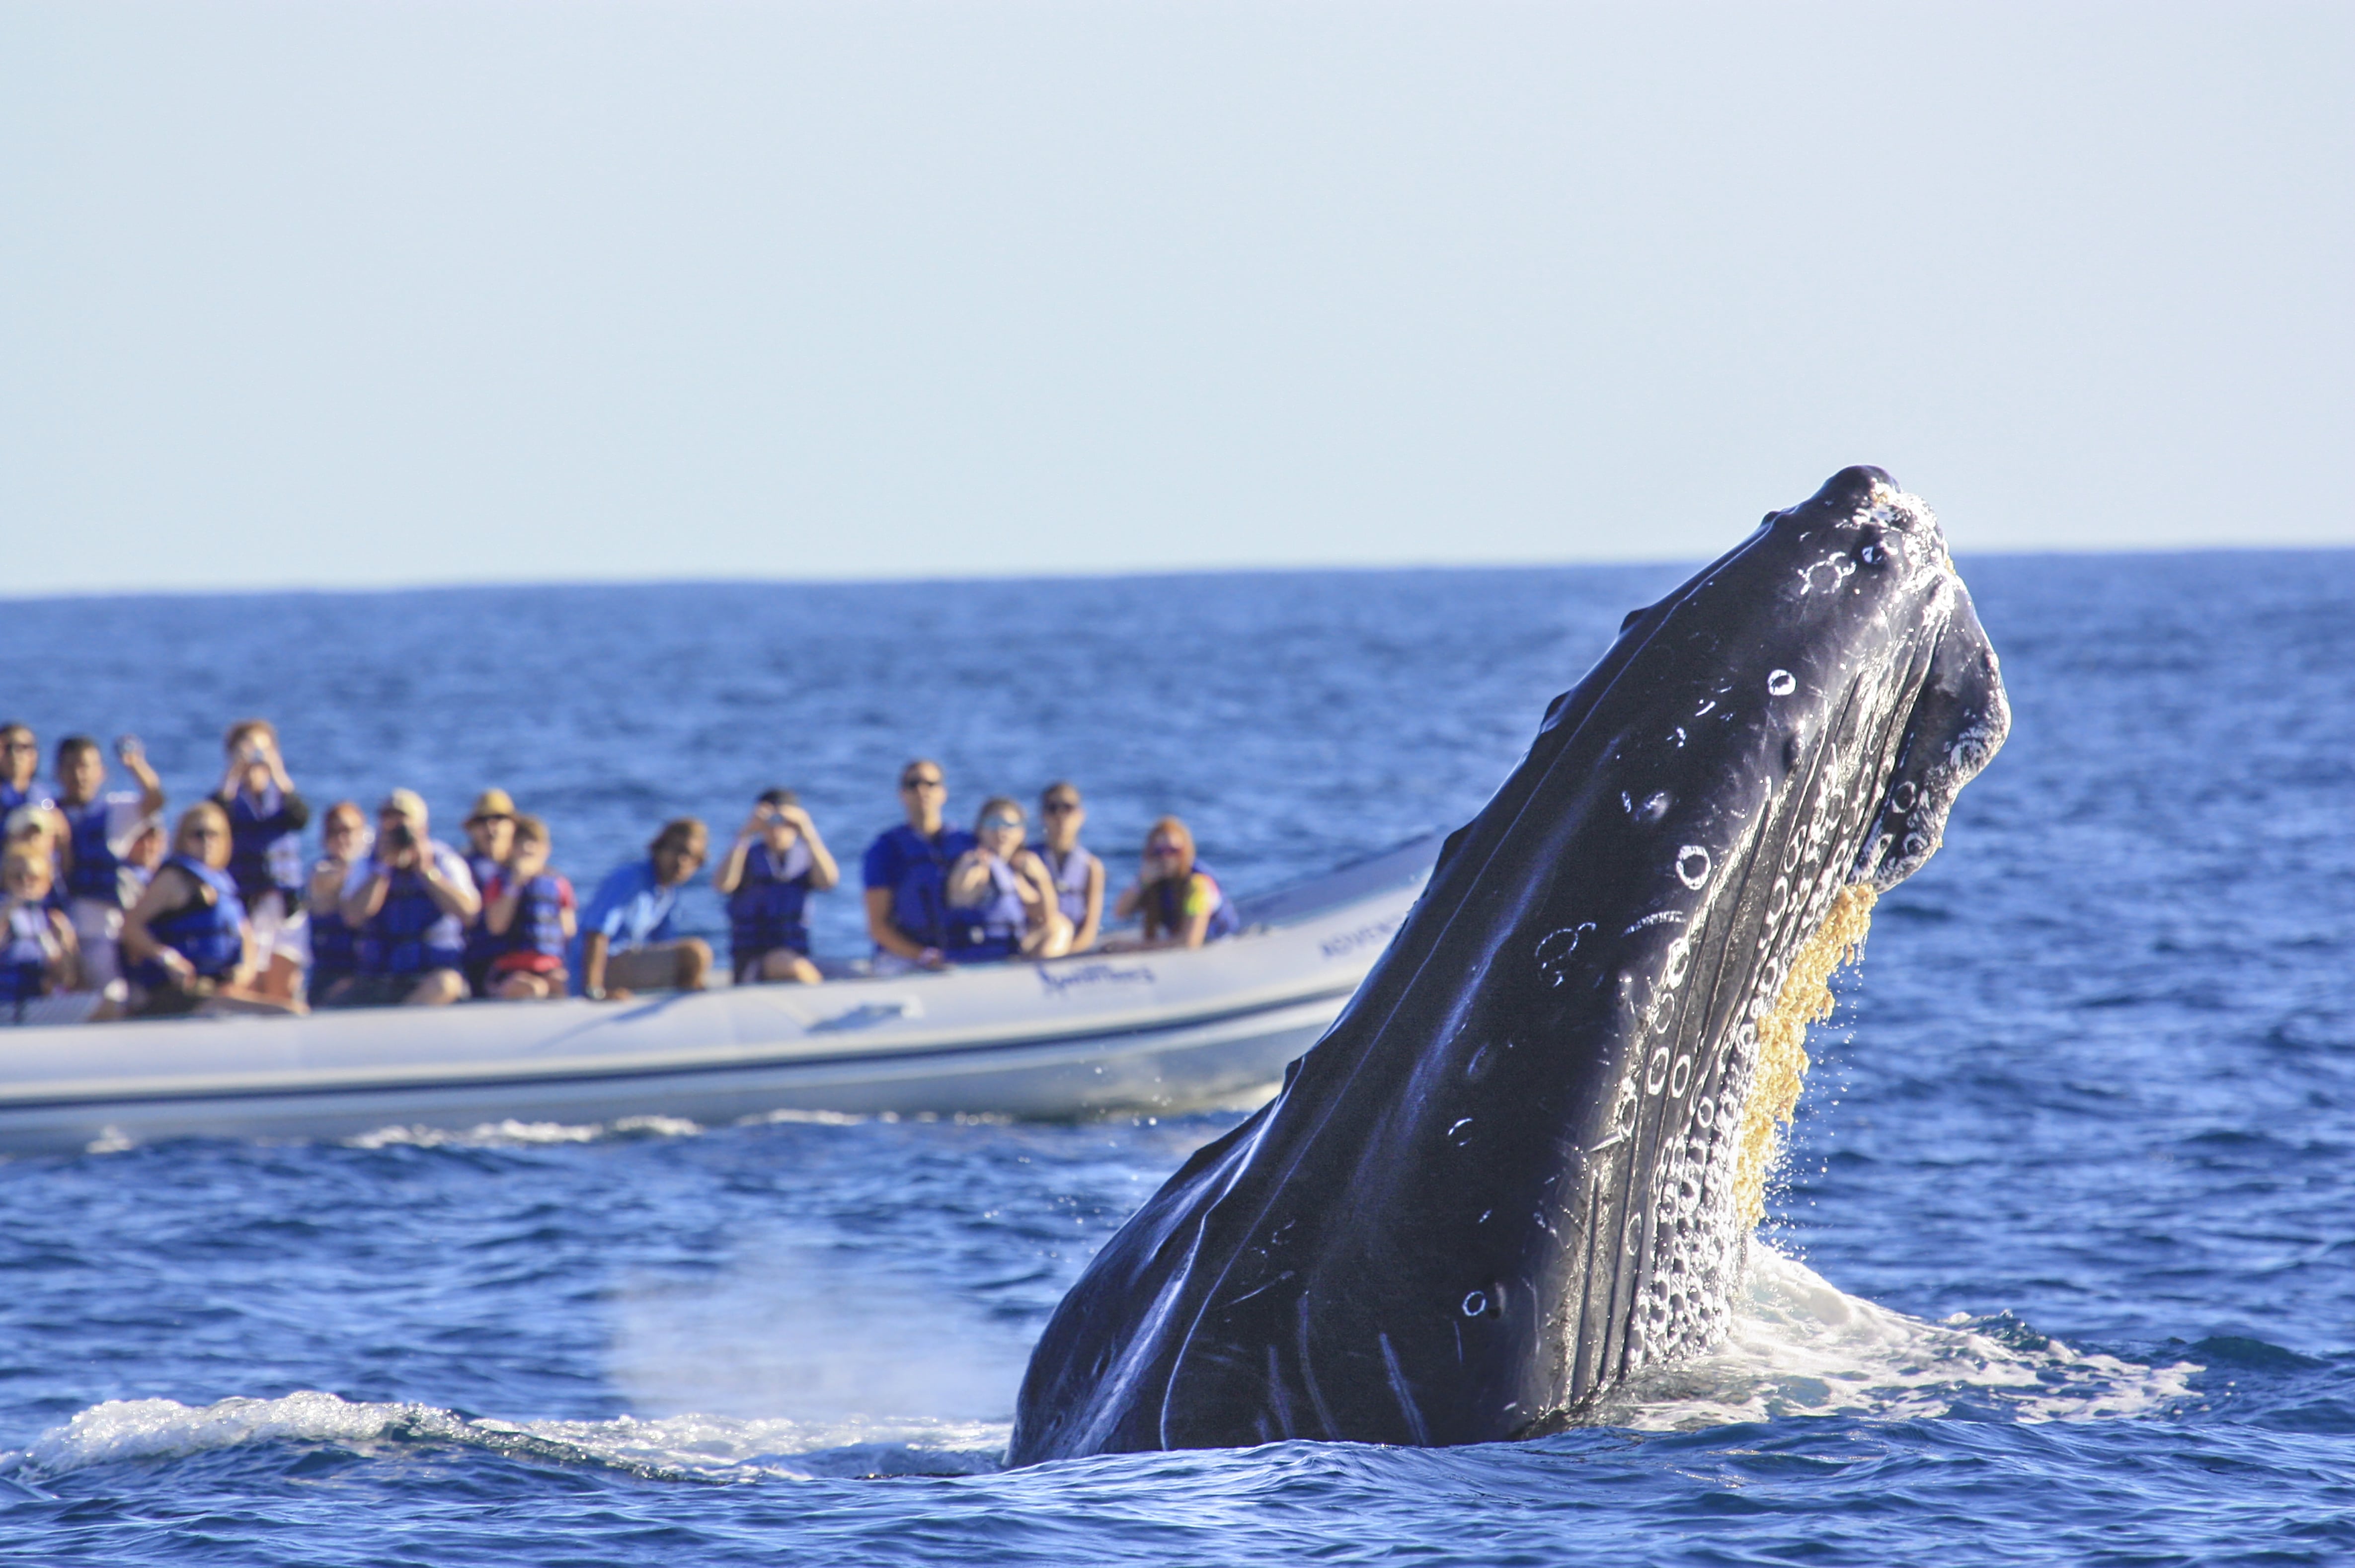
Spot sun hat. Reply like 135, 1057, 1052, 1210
466, 788, 517, 823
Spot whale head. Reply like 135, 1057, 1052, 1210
1009, 466, 2009, 1463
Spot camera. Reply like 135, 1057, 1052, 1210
385, 823, 416, 851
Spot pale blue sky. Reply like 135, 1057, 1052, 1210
3, 2, 2349, 594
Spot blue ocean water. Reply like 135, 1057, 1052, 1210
2, 552, 2353, 1564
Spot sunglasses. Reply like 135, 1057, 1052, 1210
1042, 799, 1079, 814
901, 777, 944, 790
982, 814, 1023, 830
1147, 842, 1182, 858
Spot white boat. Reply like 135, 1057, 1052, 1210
0, 837, 1440, 1153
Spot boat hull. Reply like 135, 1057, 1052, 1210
0, 839, 1436, 1152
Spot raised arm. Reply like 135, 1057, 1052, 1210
120, 865, 199, 983
788, 809, 840, 892
117, 736, 165, 819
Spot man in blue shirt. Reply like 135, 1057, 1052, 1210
573, 818, 711, 1000
862, 759, 975, 972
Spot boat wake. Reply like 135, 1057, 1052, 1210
0, 1248, 2197, 1488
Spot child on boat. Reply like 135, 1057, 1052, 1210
480, 814, 576, 1000
713, 789, 839, 985
1031, 782, 1103, 953
51, 734, 165, 994
1, 847, 80, 1022
944, 797, 1071, 961
460, 789, 518, 997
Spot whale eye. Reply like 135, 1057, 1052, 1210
1461, 1290, 1491, 1318
1675, 846, 1712, 889
1767, 669, 1797, 697
1889, 781, 1918, 813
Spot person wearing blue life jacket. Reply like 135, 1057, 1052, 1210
479, 814, 577, 1001
1, 724, 50, 818
458, 788, 518, 997
51, 733, 165, 995
944, 797, 1070, 963
327, 789, 480, 1008
1, 845, 79, 1022
1109, 816, 1242, 950
120, 802, 300, 1018
304, 801, 369, 1005
572, 818, 712, 1000
1030, 782, 1104, 954
714, 789, 840, 985
208, 719, 311, 1006
861, 760, 976, 973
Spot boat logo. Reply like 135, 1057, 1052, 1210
1037, 962, 1157, 997
1320, 919, 1400, 960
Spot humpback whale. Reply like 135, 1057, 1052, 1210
1009, 466, 2009, 1464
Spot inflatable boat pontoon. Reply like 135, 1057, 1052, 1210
0, 836, 1439, 1153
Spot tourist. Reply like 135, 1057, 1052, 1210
714, 789, 838, 985
480, 814, 575, 1000
1110, 817, 1242, 950
944, 797, 1070, 961
1032, 782, 1103, 953
0, 724, 47, 815
119, 802, 300, 1018
862, 759, 974, 973
52, 734, 165, 993
572, 818, 711, 1000
305, 801, 370, 1004
459, 789, 518, 997
327, 789, 479, 1007
210, 720, 310, 1004
1, 847, 79, 1021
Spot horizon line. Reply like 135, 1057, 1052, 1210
0, 538, 2341, 606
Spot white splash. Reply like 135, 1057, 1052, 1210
1593, 1245, 2200, 1430
343, 1115, 704, 1149
0, 1391, 1004, 1483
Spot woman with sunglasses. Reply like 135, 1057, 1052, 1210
1030, 783, 1104, 954
120, 802, 302, 1017
944, 797, 1071, 962
1111, 816, 1241, 950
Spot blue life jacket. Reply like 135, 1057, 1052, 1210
729, 845, 812, 964
0, 781, 42, 816
463, 852, 508, 974
1, 903, 58, 1006
1145, 861, 1242, 943
946, 857, 1028, 962
505, 874, 571, 962
358, 862, 462, 976
139, 855, 247, 984
877, 825, 975, 952
309, 897, 357, 987
225, 787, 306, 910
1031, 843, 1098, 929
61, 798, 123, 904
